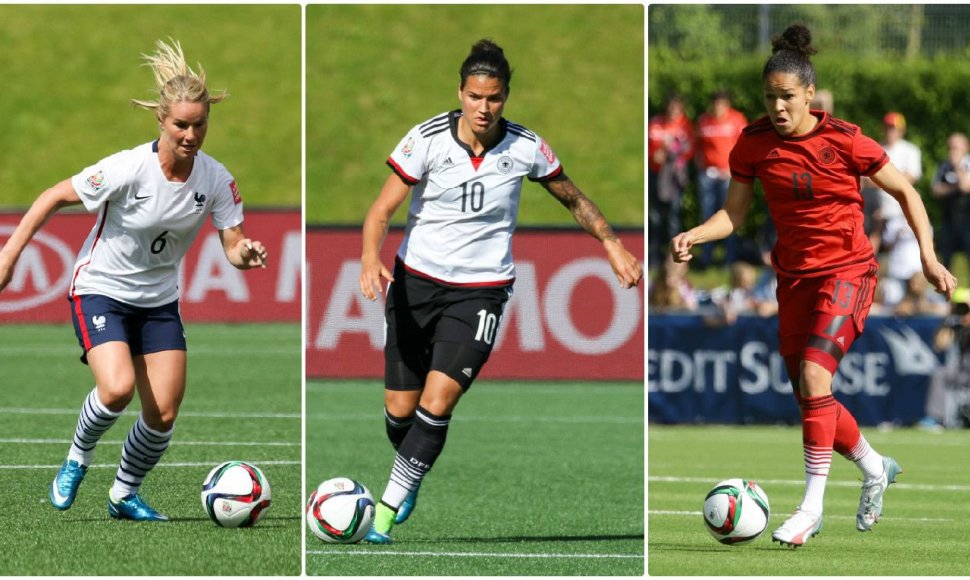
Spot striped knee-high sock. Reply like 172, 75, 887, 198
800, 395, 837, 515
67, 387, 124, 467
830, 400, 885, 479
110, 414, 174, 500
380, 405, 451, 510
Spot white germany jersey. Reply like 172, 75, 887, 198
69, 140, 244, 307
387, 110, 563, 286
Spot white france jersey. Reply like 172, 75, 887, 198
387, 110, 563, 285
69, 140, 244, 307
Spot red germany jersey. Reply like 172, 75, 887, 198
730, 111, 888, 278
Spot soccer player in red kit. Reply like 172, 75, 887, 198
671, 24, 957, 548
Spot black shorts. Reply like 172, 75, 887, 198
69, 294, 186, 365
385, 261, 512, 391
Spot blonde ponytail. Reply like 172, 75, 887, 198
130, 38, 227, 118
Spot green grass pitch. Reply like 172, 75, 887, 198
0, 323, 301, 576
306, 4, 644, 227
649, 425, 970, 576
0, 5, 300, 209
305, 380, 644, 575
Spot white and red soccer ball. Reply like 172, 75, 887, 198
703, 478, 771, 545
201, 461, 272, 528
306, 477, 375, 544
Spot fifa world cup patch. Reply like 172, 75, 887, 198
86, 171, 106, 191
401, 136, 415, 158
539, 139, 557, 164
230, 181, 242, 205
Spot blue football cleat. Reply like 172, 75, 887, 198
364, 528, 393, 544
50, 459, 87, 510
395, 487, 420, 525
108, 494, 169, 521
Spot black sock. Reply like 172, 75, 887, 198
384, 407, 415, 451
384, 405, 451, 507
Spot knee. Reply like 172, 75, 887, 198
141, 407, 178, 432
419, 374, 463, 416
799, 363, 833, 397
419, 395, 454, 417
97, 378, 136, 412
385, 390, 420, 418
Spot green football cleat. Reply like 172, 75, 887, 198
364, 503, 396, 544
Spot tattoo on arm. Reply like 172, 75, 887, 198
545, 179, 618, 242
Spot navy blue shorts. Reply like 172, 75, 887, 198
69, 294, 186, 364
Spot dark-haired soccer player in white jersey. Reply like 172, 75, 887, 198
0, 40, 268, 521
358, 38, 643, 544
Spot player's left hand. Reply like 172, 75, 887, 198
604, 238, 643, 289
923, 257, 957, 300
0, 251, 16, 293
240, 239, 269, 269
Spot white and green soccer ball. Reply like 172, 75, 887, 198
703, 478, 770, 545
306, 477, 375, 543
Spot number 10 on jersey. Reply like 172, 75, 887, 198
461, 182, 485, 213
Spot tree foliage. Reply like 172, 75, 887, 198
649, 9, 970, 236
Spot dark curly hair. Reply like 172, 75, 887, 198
762, 23, 817, 88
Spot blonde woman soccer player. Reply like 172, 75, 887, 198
0, 39, 268, 521
358, 39, 643, 544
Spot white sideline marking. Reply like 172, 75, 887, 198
307, 549, 642, 560
0, 460, 299, 470
649, 509, 951, 523
0, 438, 298, 447
0, 407, 299, 419
649, 475, 970, 492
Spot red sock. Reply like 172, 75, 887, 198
799, 395, 837, 513
800, 395, 837, 471
832, 401, 862, 457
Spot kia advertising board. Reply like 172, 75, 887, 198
0, 210, 300, 323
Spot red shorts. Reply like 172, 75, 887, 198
776, 261, 879, 374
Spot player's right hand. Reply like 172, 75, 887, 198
359, 255, 394, 302
670, 232, 695, 263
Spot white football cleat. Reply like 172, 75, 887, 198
857, 456, 902, 531
772, 507, 822, 548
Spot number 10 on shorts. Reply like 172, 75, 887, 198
475, 309, 498, 344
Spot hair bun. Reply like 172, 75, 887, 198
771, 23, 817, 57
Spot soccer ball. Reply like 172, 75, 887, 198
306, 477, 375, 543
702, 479, 770, 545
201, 461, 272, 528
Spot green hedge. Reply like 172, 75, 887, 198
650, 52, 970, 233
